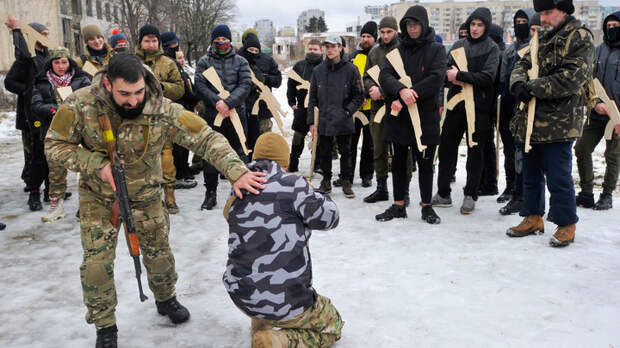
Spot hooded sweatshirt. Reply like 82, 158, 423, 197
591, 11, 620, 122
379, 5, 447, 146
446, 7, 500, 128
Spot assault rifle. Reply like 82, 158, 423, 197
97, 114, 148, 302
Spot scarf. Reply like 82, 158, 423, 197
46, 69, 74, 89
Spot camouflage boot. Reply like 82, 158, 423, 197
506, 215, 544, 237
252, 330, 290, 348
549, 224, 575, 247
164, 185, 179, 214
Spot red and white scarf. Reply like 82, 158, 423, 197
46, 69, 74, 89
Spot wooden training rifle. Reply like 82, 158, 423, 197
250, 70, 288, 136
202, 67, 250, 155
286, 69, 311, 108
385, 49, 426, 151
520, 30, 539, 153
496, 95, 501, 181
446, 47, 478, 148
593, 78, 620, 140
365, 65, 388, 124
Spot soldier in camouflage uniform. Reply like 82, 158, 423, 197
506, 0, 595, 247
135, 24, 186, 214
223, 132, 343, 348
45, 53, 266, 348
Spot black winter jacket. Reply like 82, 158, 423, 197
591, 11, 620, 122
287, 58, 322, 133
194, 48, 252, 124
446, 7, 500, 131
307, 57, 364, 136
379, 6, 447, 146
240, 49, 282, 120
31, 59, 91, 139
4, 29, 49, 131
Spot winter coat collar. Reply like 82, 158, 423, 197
135, 47, 165, 64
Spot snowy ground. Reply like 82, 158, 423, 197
1, 80, 619, 348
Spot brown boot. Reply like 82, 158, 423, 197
506, 215, 544, 237
319, 179, 332, 193
342, 179, 355, 198
549, 224, 575, 247
164, 185, 179, 214
252, 329, 289, 348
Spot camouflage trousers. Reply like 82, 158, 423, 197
46, 157, 67, 200
79, 188, 178, 329
251, 295, 343, 348
259, 118, 273, 134
162, 140, 176, 186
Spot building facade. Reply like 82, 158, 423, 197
297, 9, 326, 34
255, 18, 276, 47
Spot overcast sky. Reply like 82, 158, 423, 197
232, 0, 619, 32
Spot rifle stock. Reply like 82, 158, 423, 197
365, 65, 387, 124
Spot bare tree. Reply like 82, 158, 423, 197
112, 0, 146, 49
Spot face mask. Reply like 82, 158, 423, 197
214, 41, 231, 54
243, 50, 259, 63
164, 46, 179, 58
608, 26, 620, 44
514, 23, 530, 40
114, 46, 129, 53
306, 53, 322, 64
114, 98, 146, 120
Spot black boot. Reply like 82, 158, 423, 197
361, 176, 372, 188
333, 177, 343, 187
576, 192, 594, 208
499, 199, 521, 216
364, 178, 388, 203
289, 144, 303, 173
43, 188, 49, 202
96, 325, 118, 348
201, 190, 217, 210
594, 193, 613, 211
376, 204, 407, 221
64, 192, 72, 200
156, 296, 190, 324
496, 187, 512, 203
28, 190, 42, 211
421, 205, 441, 224
0, 222, 6, 230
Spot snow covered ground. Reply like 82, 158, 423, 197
1, 79, 619, 348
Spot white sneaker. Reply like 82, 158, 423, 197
42, 198, 67, 222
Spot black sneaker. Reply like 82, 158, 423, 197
361, 177, 372, 188
593, 193, 612, 211
499, 199, 521, 216
576, 192, 594, 208
332, 178, 343, 187
0, 222, 6, 231
375, 204, 407, 221
96, 325, 118, 348
156, 296, 190, 324
201, 191, 217, 210
28, 190, 42, 211
421, 205, 441, 224
496, 187, 512, 203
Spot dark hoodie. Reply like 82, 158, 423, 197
592, 11, 620, 121
379, 5, 447, 146
31, 58, 91, 139
447, 7, 500, 130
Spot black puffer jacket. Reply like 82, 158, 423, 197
591, 11, 620, 122
31, 58, 91, 139
194, 47, 252, 123
307, 53, 364, 136
287, 57, 322, 133
240, 48, 283, 120
446, 7, 500, 130
4, 29, 49, 131
379, 5, 447, 146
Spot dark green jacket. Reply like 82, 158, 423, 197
510, 17, 595, 144
363, 37, 400, 113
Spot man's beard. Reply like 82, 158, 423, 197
114, 98, 146, 120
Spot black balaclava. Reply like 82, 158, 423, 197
241, 33, 261, 64
513, 9, 532, 41
466, 7, 492, 43
306, 52, 323, 64
458, 23, 468, 39
603, 12, 620, 45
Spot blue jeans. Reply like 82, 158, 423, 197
520, 141, 578, 226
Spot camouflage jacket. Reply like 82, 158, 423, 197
76, 43, 115, 71
136, 48, 185, 102
509, 17, 595, 144
44, 69, 249, 203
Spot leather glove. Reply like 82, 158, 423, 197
513, 82, 533, 104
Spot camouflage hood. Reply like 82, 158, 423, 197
90, 66, 165, 117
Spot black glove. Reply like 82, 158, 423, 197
513, 82, 533, 104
